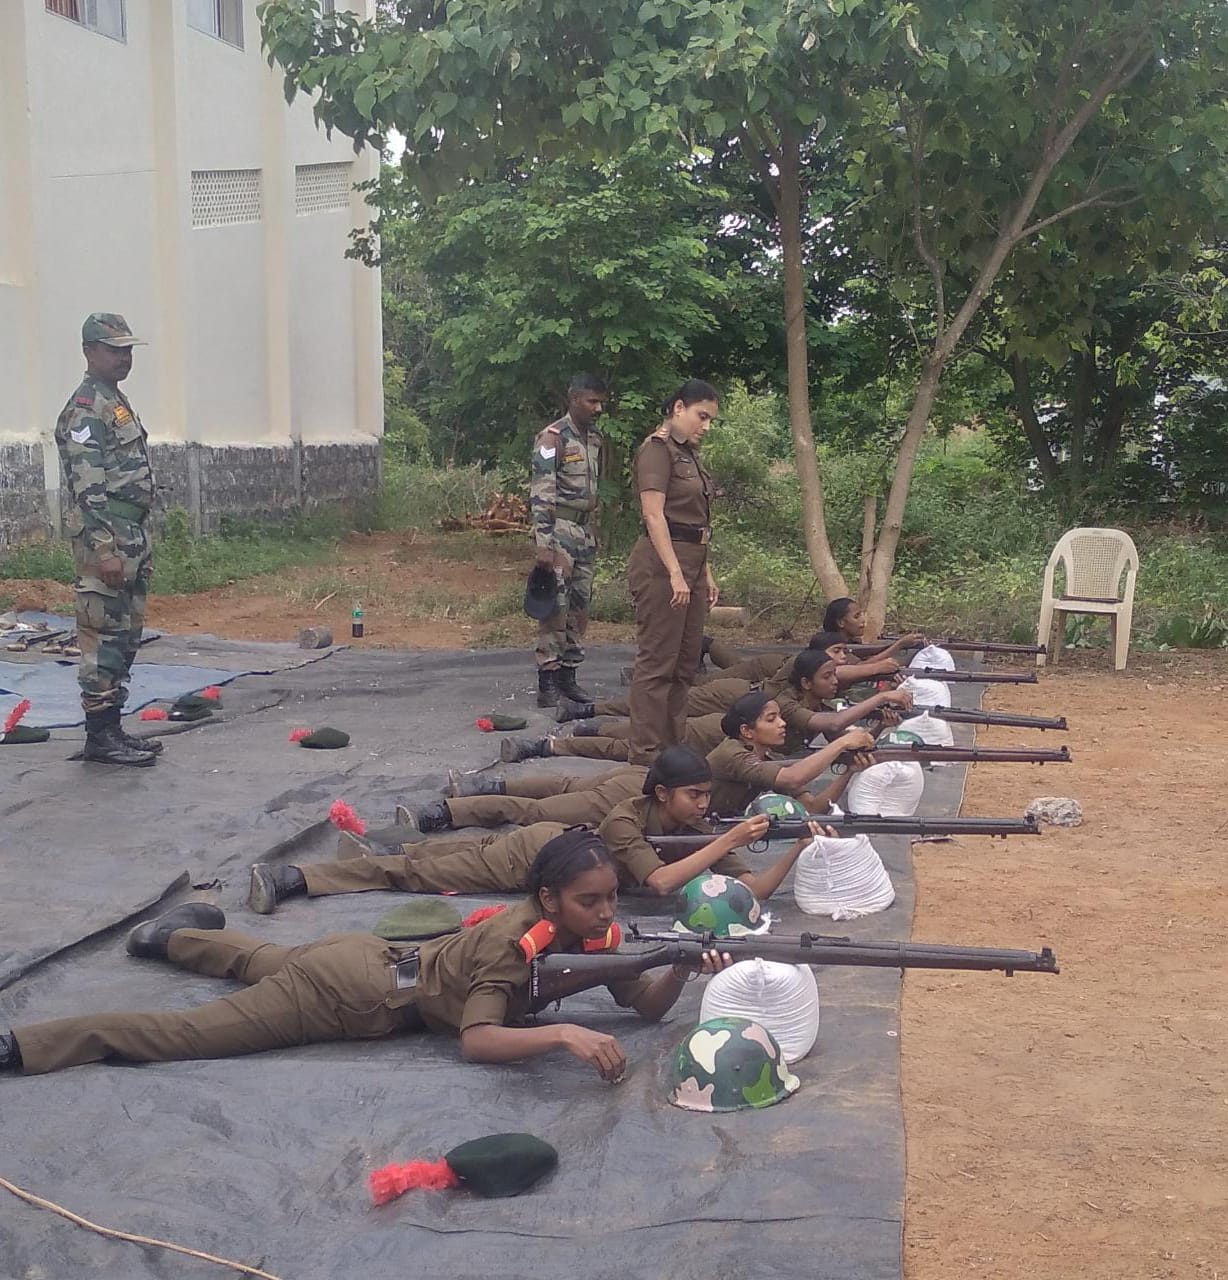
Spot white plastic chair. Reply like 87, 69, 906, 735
1036, 528, 1138, 671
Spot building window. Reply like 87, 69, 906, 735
191, 170, 262, 229
295, 163, 353, 216
46, 0, 126, 41
187, 0, 243, 49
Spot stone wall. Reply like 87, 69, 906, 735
0, 439, 382, 551
0, 443, 52, 549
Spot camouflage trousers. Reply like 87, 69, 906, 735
72, 519, 152, 714
535, 517, 597, 669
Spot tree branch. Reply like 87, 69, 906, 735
739, 125, 781, 217
900, 92, 945, 339
1017, 188, 1143, 241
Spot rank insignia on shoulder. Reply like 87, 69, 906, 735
69, 426, 92, 444
518, 920, 622, 962
538, 446, 556, 460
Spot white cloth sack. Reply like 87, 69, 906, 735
846, 759, 925, 816
910, 643, 955, 671
898, 709, 955, 747
699, 959, 820, 1063
900, 675, 951, 709
793, 831, 895, 919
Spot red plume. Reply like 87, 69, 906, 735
474, 718, 494, 732
3, 699, 31, 735
329, 799, 366, 835
289, 728, 311, 742
201, 686, 222, 700
369, 1158, 460, 1205
462, 904, 507, 928
140, 707, 169, 721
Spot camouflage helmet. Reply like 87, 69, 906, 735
745, 791, 807, 821
668, 1015, 801, 1113
672, 873, 765, 938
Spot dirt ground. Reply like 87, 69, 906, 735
6, 530, 1226, 1275
903, 650, 1228, 1280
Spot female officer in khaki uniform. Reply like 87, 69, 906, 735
627, 380, 720, 765
1, 830, 728, 1083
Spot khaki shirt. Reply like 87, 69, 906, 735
683, 712, 729, 756
634, 432, 713, 530
706, 737, 794, 817
598, 794, 749, 887
412, 899, 653, 1034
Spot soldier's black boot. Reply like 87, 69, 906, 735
83, 712, 158, 767
555, 667, 593, 702
500, 735, 550, 764
126, 902, 226, 960
394, 800, 453, 834
112, 707, 164, 755
536, 667, 560, 708
446, 769, 508, 798
0, 1031, 22, 1073
572, 719, 604, 737
555, 696, 596, 723
248, 864, 307, 915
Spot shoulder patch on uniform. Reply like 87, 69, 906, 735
69, 426, 93, 444
74, 395, 95, 408
538, 446, 557, 460
114, 406, 132, 425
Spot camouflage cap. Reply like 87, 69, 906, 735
82, 313, 147, 348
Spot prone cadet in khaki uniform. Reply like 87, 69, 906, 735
531, 373, 608, 707
246, 747, 816, 912
496, 710, 727, 767
1, 830, 732, 1082
53, 314, 159, 767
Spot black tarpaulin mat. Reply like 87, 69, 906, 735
0, 644, 991, 1280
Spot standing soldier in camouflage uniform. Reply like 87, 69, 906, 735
54, 314, 159, 767
531, 373, 608, 707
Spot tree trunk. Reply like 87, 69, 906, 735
863, 356, 945, 636
1067, 345, 1094, 511
776, 131, 849, 601
1008, 352, 1062, 492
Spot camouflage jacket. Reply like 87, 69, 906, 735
530, 414, 601, 548
54, 374, 155, 554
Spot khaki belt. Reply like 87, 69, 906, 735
108, 497, 149, 522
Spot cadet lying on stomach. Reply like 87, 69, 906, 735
0, 830, 730, 1082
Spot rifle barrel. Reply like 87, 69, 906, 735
856, 638, 1047, 656
931, 707, 1068, 731
907, 668, 1038, 684
845, 744, 1071, 765
704, 814, 1041, 837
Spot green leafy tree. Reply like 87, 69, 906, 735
261, 0, 1228, 632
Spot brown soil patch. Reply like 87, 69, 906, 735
904, 650, 1228, 1279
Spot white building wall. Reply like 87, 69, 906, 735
0, 0, 382, 541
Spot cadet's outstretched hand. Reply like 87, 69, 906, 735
557, 1024, 627, 1083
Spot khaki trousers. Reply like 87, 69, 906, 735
627, 537, 709, 764
445, 767, 645, 827
594, 677, 750, 720
696, 650, 782, 685
14, 929, 415, 1075
304, 822, 567, 896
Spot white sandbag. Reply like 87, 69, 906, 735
845, 759, 925, 816
793, 832, 895, 920
910, 643, 955, 671
898, 709, 955, 747
900, 675, 951, 709
699, 959, 820, 1063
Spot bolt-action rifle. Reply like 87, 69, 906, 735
530, 925, 1059, 1006
904, 667, 1038, 684
851, 637, 1046, 656
924, 707, 1067, 731
649, 812, 1040, 856
838, 742, 1070, 769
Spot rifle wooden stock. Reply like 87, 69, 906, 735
529, 930, 1059, 1005
852, 638, 1047, 656
929, 707, 1068, 731
906, 667, 1038, 684
649, 814, 1041, 853
843, 743, 1071, 767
